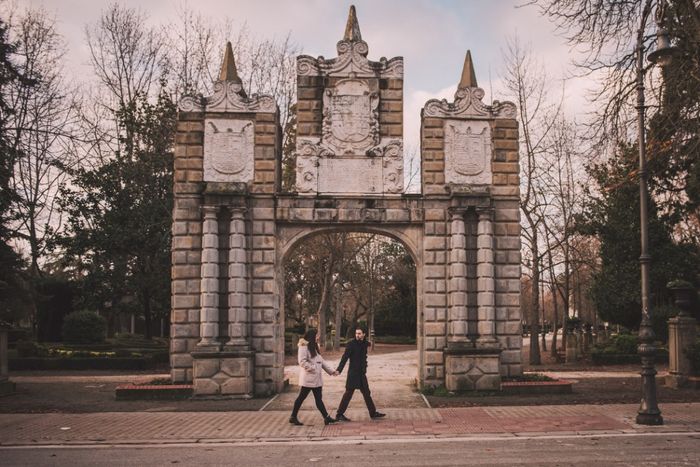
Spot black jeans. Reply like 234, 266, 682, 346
336, 377, 377, 416
291, 386, 328, 418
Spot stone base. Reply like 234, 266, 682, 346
444, 346, 502, 391
666, 373, 693, 389
0, 378, 15, 396
192, 351, 254, 397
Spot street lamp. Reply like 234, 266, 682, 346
635, 0, 676, 426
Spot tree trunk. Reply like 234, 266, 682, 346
540, 276, 547, 352
529, 233, 541, 365
333, 289, 341, 350
315, 263, 333, 348
143, 289, 152, 339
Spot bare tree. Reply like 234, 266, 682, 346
164, 7, 299, 147
85, 4, 164, 112
4, 6, 78, 275
502, 36, 561, 365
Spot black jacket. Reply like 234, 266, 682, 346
337, 339, 370, 389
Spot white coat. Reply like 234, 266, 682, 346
297, 338, 334, 388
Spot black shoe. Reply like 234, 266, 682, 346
324, 415, 337, 425
370, 412, 386, 419
289, 416, 303, 426
335, 414, 351, 422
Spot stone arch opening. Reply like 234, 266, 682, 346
278, 226, 422, 384
276, 223, 424, 381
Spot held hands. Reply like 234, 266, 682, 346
332, 370, 339, 376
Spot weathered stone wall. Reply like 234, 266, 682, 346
170, 105, 282, 391
171, 113, 205, 383
490, 119, 522, 377
419, 52, 522, 388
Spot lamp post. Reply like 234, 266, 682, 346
635, 0, 675, 426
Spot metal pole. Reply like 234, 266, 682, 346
636, 13, 663, 426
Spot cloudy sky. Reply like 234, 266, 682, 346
23, 0, 590, 177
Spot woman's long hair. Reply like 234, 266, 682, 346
304, 329, 319, 358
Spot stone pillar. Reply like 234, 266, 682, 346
667, 316, 697, 388
197, 205, 220, 350
476, 208, 498, 347
565, 331, 578, 363
226, 207, 249, 349
448, 208, 468, 344
0, 325, 14, 395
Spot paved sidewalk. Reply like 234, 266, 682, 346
271, 349, 426, 412
1, 403, 698, 446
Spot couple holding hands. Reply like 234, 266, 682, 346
289, 327, 385, 426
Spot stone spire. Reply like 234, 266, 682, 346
219, 41, 242, 84
343, 5, 362, 41
458, 50, 478, 88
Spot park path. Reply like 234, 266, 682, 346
265, 348, 428, 414
1, 403, 699, 446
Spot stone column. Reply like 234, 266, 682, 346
476, 208, 498, 347
0, 325, 14, 395
226, 207, 249, 349
197, 205, 220, 350
448, 208, 469, 344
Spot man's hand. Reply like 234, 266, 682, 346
332, 370, 339, 376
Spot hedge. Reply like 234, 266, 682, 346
9, 356, 159, 371
591, 349, 669, 365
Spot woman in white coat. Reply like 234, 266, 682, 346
289, 329, 338, 426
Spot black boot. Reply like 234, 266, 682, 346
324, 415, 337, 425
336, 414, 351, 422
289, 416, 303, 426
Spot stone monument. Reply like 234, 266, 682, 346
171, 6, 521, 395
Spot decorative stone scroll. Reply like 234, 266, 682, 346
203, 119, 254, 183
444, 120, 492, 186
423, 87, 516, 120
179, 81, 276, 113
297, 40, 403, 79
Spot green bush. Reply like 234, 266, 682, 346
600, 333, 639, 354
15, 340, 48, 357
684, 339, 700, 375
110, 333, 167, 349
61, 310, 106, 344
650, 304, 678, 344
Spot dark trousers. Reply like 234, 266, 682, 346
291, 386, 328, 418
336, 378, 376, 416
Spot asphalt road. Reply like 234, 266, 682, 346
2, 432, 699, 466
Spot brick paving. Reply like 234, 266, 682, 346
0, 403, 698, 446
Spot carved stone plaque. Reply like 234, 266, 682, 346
322, 79, 379, 155
444, 120, 492, 185
318, 157, 382, 194
204, 119, 254, 183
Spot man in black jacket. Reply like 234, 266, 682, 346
335, 327, 385, 421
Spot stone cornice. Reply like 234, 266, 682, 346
179, 80, 277, 114
423, 86, 516, 120
297, 39, 403, 79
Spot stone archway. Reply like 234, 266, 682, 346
275, 217, 424, 386
169, 7, 523, 397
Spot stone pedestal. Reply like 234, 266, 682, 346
565, 332, 579, 363
192, 351, 255, 397
444, 346, 502, 391
583, 327, 592, 353
666, 315, 697, 389
0, 326, 15, 396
